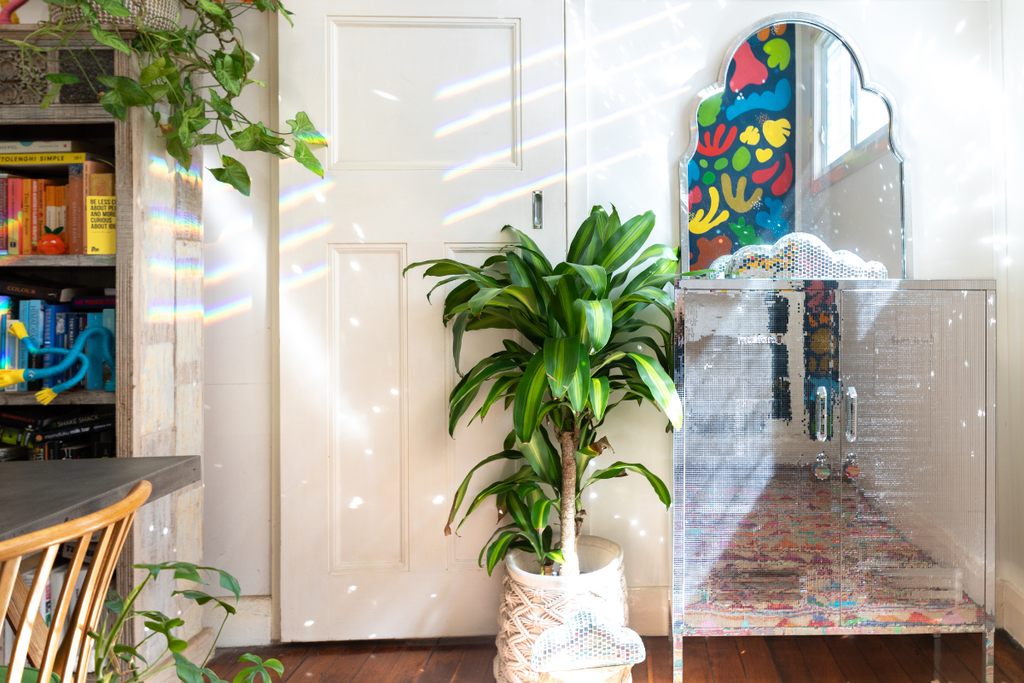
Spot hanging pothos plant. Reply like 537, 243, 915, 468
1, 0, 326, 196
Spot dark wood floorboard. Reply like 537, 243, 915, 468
208, 631, 1024, 683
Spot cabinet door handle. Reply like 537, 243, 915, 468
846, 387, 858, 443
816, 386, 828, 442
532, 191, 543, 230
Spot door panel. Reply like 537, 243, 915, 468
679, 287, 840, 631
838, 289, 987, 628
279, 0, 566, 641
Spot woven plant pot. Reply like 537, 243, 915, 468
50, 0, 180, 31
495, 536, 630, 683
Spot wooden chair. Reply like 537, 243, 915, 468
0, 481, 151, 683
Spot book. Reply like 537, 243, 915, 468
16, 300, 27, 391
0, 175, 7, 253
7, 177, 21, 254
34, 415, 113, 444
85, 312, 104, 390
20, 178, 31, 253
85, 195, 116, 255
0, 152, 98, 166
0, 141, 107, 154
89, 173, 114, 196
71, 296, 115, 310
69, 161, 112, 255
27, 299, 43, 391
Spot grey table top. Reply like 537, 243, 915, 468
0, 456, 201, 542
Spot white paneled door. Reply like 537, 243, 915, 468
278, 0, 567, 640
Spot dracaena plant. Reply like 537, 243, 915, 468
2, 0, 326, 196
91, 561, 281, 683
405, 206, 683, 578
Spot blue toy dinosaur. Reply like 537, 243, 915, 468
0, 320, 115, 404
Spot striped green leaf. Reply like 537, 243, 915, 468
590, 376, 610, 421
565, 350, 591, 414
530, 497, 558, 531
517, 427, 560, 486
445, 450, 523, 535
595, 210, 655, 272
451, 311, 469, 377
568, 264, 609, 299
543, 338, 581, 399
503, 225, 552, 275
551, 276, 580, 336
505, 251, 532, 288
484, 528, 520, 575
468, 287, 503, 315
598, 205, 619, 242
627, 352, 683, 428
583, 461, 671, 507
513, 353, 548, 442
567, 207, 604, 265
574, 299, 613, 352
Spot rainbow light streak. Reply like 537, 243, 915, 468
280, 179, 336, 214
148, 207, 178, 234
204, 295, 252, 325
442, 145, 647, 226
147, 300, 205, 324
435, 44, 565, 100
148, 256, 178, 280
443, 84, 691, 183
148, 154, 203, 185
204, 261, 250, 286
281, 262, 328, 293
280, 220, 333, 252
432, 3, 690, 101
434, 81, 563, 138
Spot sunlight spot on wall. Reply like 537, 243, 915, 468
304, 620, 314, 626
281, 262, 328, 292
432, 495, 444, 505
350, 497, 363, 509
280, 179, 336, 213
373, 89, 400, 101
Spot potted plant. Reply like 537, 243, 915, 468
406, 205, 682, 683
92, 561, 280, 683
1, 0, 326, 196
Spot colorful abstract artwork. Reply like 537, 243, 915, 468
687, 24, 797, 270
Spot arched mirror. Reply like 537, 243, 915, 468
680, 13, 909, 278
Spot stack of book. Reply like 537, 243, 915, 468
0, 289, 115, 394
0, 407, 115, 460
0, 141, 116, 256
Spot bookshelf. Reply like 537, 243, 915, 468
0, 27, 206, 664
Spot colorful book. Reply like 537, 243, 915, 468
0, 175, 7, 253
102, 308, 114, 389
16, 300, 27, 391
8, 177, 21, 255
85, 311, 104, 390
27, 299, 43, 391
0, 141, 106, 154
85, 195, 116, 255
71, 296, 115, 310
21, 179, 31, 253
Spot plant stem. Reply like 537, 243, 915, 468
557, 426, 580, 578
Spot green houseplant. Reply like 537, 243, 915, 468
1, 0, 326, 196
91, 561, 280, 683
406, 205, 683, 580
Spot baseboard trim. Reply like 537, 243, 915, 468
203, 595, 273, 647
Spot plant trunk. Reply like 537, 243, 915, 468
557, 429, 579, 578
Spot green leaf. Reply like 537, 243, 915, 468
584, 461, 671, 507
516, 422, 559, 486
595, 210, 656, 272
627, 353, 682, 429
292, 139, 324, 178
484, 529, 518, 575
502, 225, 552, 275
231, 123, 286, 156
530, 497, 557, 531
45, 73, 80, 85
445, 449, 522, 534
543, 337, 580, 399
89, 26, 131, 55
196, 133, 227, 146
512, 353, 548, 442
165, 136, 193, 173
551, 275, 580, 336
210, 90, 235, 119
40, 84, 61, 110
567, 206, 605, 265
590, 376, 610, 421
568, 264, 609, 299
140, 56, 176, 86
468, 287, 502, 316
217, 570, 241, 600
210, 157, 252, 196
214, 55, 242, 96
574, 299, 613, 352
198, 0, 227, 15
565, 349, 591, 414
286, 111, 327, 147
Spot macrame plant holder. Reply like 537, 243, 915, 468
495, 536, 631, 683
50, 0, 181, 30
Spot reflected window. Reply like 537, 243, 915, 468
815, 35, 889, 176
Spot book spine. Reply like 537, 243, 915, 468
53, 311, 66, 389
71, 297, 116, 310
0, 142, 73, 153
0, 153, 88, 165
8, 178, 19, 255
102, 308, 114, 390
65, 314, 78, 385
35, 418, 114, 443
16, 300, 26, 391
30, 179, 39, 254
41, 304, 54, 389
21, 181, 31, 254
0, 178, 6, 253
86, 312, 103, 390
68, 163, 83, 255
27, 300, 43, 391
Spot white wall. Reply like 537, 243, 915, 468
196, 0, 1024, 642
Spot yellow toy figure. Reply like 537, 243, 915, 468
0, 320, 115, 404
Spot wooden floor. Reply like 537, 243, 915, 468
208, 631, 1024, 683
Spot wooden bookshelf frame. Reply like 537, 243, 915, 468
0, 28, 205, 663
